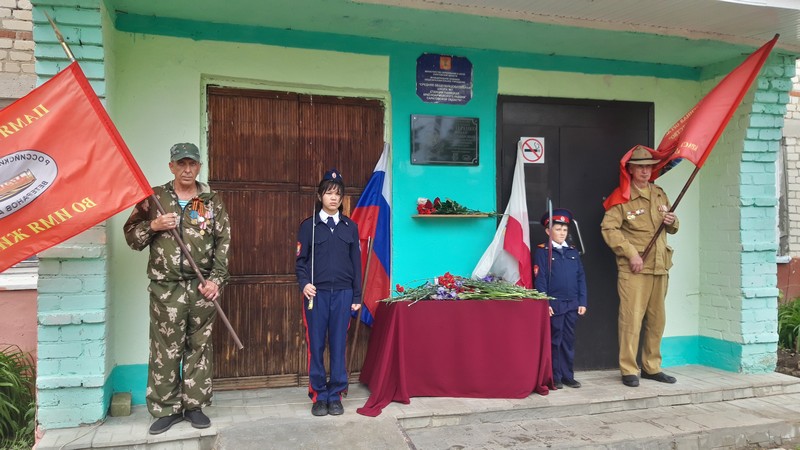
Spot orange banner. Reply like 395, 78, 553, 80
0, 62, 152, 272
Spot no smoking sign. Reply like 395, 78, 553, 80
519, 137, 545, 164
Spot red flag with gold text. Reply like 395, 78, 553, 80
603, 36, 778, 210
0, 62, 152, 272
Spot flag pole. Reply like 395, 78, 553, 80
43, 12, 75, 62
640, 164, 700, 261
349, 236, 374, 375
44, 14, 244, 350
151, 201, 244, 350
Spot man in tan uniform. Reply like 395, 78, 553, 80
601, 146, 678, 387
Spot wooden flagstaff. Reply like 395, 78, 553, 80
44, 12, 244, 350
349, 236, 374, 374
639, 165, 700, 261
151, 201, 244, 350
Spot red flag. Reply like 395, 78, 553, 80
603, 36, 778, 210
0, 62, 152, 272
473, 142, 532, 288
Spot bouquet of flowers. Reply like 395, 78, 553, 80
383, 272, 549, 305
416, 197, 493, 215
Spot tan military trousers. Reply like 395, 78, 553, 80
617, 271, 668, 376
146, 279, 217, 417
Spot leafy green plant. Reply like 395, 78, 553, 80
778, 298, 800, 352
0, 344, 35, 449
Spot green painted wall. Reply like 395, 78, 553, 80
107, 32, 390, 365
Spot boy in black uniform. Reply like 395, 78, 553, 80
295, 169, 362, 416
533, 208, 587, 389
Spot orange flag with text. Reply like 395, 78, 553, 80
0, 62, 152, 272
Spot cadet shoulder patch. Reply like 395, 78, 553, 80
534, 265, 539, 277
296, 241, 302, 257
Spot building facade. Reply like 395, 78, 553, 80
21, 0, 800, 431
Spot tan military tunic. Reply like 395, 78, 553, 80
601, 183, 678, 376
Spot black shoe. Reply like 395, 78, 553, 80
328, 400, 344, 416
553, 381, 564, 389
563, 379, 581, 388
622, 374, 640, 387
641, 371, 677, 384
312, 401, 328, 416
148, 413, 183, 435
184, 409, 211, 429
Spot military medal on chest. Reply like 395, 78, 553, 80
626, 208, 646, 220
189, 198, 211, 235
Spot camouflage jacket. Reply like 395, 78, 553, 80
123, 181, 231, 287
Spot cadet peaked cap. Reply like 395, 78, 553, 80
170, 143, 201, 162
627, 145, 659, 165
540, 208, 573, 227
323, 168, 344, 184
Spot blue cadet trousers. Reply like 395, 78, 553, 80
551, 306, 578, 383
303, 289, 352, 403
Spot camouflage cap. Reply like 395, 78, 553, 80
169, 143, 201, 162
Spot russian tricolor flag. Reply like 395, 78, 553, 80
351, 143, 391, 325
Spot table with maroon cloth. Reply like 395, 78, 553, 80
356, 299, 554, 417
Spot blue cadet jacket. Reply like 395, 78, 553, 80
295, 213, 362, 305
533, 243, 587, 314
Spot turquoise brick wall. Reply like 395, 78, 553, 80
699, 54, 795, 373
31, 0, 110, 429
737, 56, 793, 373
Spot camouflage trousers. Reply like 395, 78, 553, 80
146, 279, 217, 418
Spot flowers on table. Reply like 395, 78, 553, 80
383, 272, 549, 305
416, 197, 493, 215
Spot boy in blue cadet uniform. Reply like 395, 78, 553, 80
533, 208, 587, 390
295, 168, 362, 417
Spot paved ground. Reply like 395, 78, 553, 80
36, 366, 800, 449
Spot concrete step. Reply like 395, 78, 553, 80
35, 367, 800, 450
396, 368, 800, 432
405, 393, 800, 449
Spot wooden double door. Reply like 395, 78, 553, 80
206, 86, 385, 388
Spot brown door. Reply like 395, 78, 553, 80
206, 86, 385, 389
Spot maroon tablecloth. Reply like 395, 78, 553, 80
357, 299, 554, 417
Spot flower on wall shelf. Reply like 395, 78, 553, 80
416, 197, 495, 215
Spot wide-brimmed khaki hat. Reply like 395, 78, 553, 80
627, 145, 659, 165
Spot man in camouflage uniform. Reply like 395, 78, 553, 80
124, 143, 231, 434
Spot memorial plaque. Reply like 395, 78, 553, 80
416, 54, 473, 105
411, 115, 479, 165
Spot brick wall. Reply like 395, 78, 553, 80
0, 0, 34, 106
698, 54, 794, 373
31, 0, 109, 429
778, 61, 800, 302
784, 61, 800, 258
